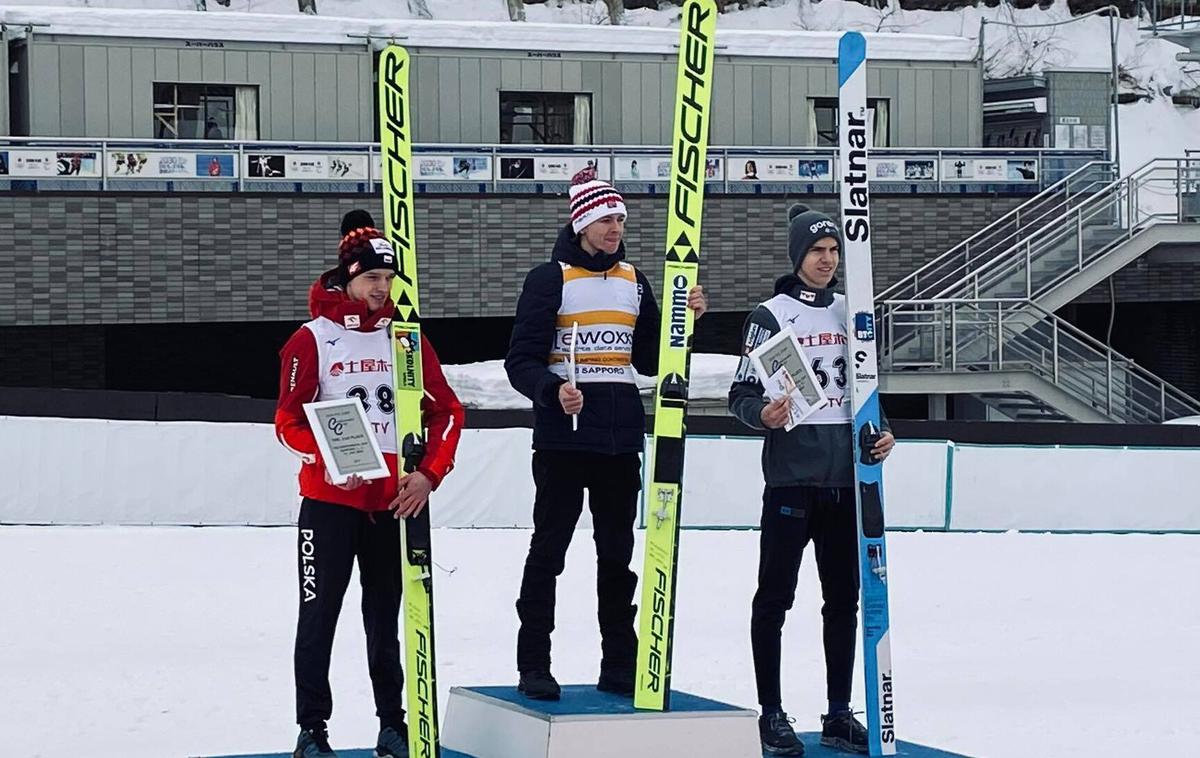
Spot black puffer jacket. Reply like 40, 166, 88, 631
505, 224, 660, 454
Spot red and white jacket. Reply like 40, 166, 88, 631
275, 272, 465, 512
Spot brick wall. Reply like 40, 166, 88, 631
4, 191, 1196, 399
0, 192, 1026, 326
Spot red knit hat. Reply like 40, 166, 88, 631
337, 227, 399, 286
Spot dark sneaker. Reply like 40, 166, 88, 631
596, 666, 635, 696
820, 710, 868, 754
518, 669, 561, 700
759, 710, 805, 756
294, 725, 337, 758
374, 724, 409, 758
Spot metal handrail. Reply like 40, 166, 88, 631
877, 160, 1116, 302
880, 298, 1200, 422
941, 158, 1199, 301
1140, 1, 1200, 35
925, 168, 1116, 298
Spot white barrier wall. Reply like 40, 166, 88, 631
949, 444, 1199, 532
0, 417, 298, 525
665, 436, 950, 530
1, 416, 1197, 531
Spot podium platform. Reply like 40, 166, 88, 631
201, 692, 968, 758
441, 684, 762, 758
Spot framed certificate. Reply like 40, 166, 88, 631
302, 398, 390, 484
749, 326, 829, 429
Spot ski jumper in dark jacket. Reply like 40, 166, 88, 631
505, 220, 660, 678
729, 206, 890, 725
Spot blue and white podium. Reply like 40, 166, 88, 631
202, 690, 969, 758
441, 685, 762, 758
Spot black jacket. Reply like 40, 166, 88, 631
728, 274, 889, 487
505, 224, 660, 454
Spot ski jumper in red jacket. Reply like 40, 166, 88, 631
277, 221, 464, 748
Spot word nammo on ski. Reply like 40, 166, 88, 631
671, 0, 712, 228
646, 566, 670, 692
669, 273, 689, 349
841, 110, 871, 243
380, 53, 416, 296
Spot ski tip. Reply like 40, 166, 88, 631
382, 44, 410, 63
838, 32, 866, 87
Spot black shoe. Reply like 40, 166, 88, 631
518, 669, 561, 700
820, 710, 868, 754
759, 711, 805, 756
374, 724, 408, 758
294, 725, 337, 758
596, 666, 635, 696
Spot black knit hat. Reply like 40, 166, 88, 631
337, 227, 399, 286
787, 204, 842, 273
340, 209, 376, 238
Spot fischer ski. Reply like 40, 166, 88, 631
379, 45, 440, 758
634, 0, 718, 712
838, 31, 897, 756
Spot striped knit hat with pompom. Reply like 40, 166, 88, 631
568, 180, 627, 234
336, 226, 399, 286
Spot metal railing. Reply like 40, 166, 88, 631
0, 135, 1104, 194
878, 160, 1118, 302
880, 298, 1200, 423
941, 158, 1200, 303
1140, 1, 1200, 35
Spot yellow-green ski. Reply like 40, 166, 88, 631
634, 0, 718, 712
379, 45, 439, 758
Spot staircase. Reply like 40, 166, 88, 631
879, 298, 1200, 423
878, 158, 1200, 423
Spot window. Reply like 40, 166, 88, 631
499, 92, 592, 145
984, 121, 1046, 149
153, 83, 259, 140
808, 98, 890, 148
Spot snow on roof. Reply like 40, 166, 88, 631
1, 6, 978, 63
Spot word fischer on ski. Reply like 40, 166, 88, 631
644, 567, 670, 694
379, 52, 417, 316
414, 628, 434, 756
670, 0, 712, 228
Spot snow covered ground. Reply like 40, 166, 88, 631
3, 525, 1197, 757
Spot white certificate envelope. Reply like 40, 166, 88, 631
749, 326, 829, 427
302, 398, 390, 484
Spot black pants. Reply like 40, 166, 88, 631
516, 449, 641, 672
751, 485, 860, 711
294, 498, 405, 730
